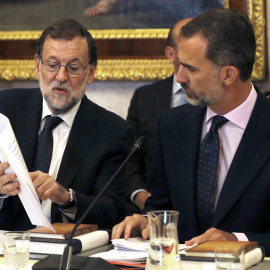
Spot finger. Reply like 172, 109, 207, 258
124, 220, 137, 240
185, 236, 199, 246
112, 222, 126, 239
0, 162, 9, 175
0, 173, 17, 189
142, 226, 150, 239
2, 181, 20, 196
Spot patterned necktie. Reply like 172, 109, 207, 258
33, 115, 63, 173
196, 115, 228, 232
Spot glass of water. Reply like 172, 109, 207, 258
4, 231, 30, 270
215, 246, 245, 270
146, 210, 181, 270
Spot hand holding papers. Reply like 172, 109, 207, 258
0, 113, 54, 231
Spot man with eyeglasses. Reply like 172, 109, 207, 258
0, 18, 133, 231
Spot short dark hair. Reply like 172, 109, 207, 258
37, 18, 97, 65
180, 8, 256, 81
167, 27, 176, 48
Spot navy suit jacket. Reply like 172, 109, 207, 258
144, 88, 270, 256
0, 88, 133, 230
126, 76, 173, 197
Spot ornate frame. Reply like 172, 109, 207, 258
0, 0, 265, 81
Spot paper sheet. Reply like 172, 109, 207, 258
0, 114, 54, 231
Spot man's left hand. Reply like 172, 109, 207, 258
185, 228, 238, 246
30, 171, 69, 205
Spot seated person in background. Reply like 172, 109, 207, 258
125, 18, 191, 214
112, 8, 270, 257
0, 18, 133, 231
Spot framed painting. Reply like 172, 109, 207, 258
0, 0, 266, 81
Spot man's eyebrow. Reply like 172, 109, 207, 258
45, 56, 82, 63
180, 61, 199, 71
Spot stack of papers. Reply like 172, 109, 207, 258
91, 238, 149, 263
112, 237, 150, 252
91, 237, 190, 264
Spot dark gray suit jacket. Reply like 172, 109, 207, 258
125, 76, 173, 213
0, 88, 133, 230
143, 88, 270, 256
126, 76, 173, 193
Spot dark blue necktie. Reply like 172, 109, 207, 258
196, 115, 228, 232
33, 115, 63, 173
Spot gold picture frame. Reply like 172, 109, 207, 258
0, 0, 265, 81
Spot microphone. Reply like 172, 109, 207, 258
32, 136, 144, 270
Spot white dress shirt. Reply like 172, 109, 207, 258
171, 74, 186, 108
37, 99, 81, 222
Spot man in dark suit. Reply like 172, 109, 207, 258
125, 18, 191, 213
112, 9, 270, 256
0, 19, 132, 230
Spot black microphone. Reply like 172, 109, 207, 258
32, 136, 144, 270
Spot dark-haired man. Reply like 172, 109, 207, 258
0, 18, 132, 230
113, 8, 270, 256
125, 18, 191, 214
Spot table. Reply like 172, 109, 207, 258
0, 246, 269, 269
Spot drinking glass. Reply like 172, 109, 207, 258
215, 246, 245, 270
146, 210, 181, 270
4, 231, 30, 270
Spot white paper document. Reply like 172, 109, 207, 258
0, 114, 54, 231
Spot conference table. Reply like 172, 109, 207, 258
0, 245, 269, 269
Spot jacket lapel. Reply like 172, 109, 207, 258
51, 96, 97, 221
56, 96, 96, 188
213, 92, 270, 227
14, 89, 42, 171
173, 105, 206, 234
154, 75, 174, 114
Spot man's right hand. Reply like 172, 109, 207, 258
0, 162, 19, 196
112, 214, 149, 240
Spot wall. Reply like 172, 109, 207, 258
0, 80, 150, 119
0, 2, 269, 118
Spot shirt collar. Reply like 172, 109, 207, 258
205, 83, 257, 130
172, 73, 182, 95
41, 98, 81, 128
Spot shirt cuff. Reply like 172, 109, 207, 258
59, 206, 77, 221
233, 232, 249, 241
130, 189, 148, 203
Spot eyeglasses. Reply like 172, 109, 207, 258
41, 60, 89, 75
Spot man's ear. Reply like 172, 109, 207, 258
164, 46, 175, 63
87, 64, 97, 85
220, 66, 239, 86
34, 54, 40, 80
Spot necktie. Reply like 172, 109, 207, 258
33, 116, 63, 173
173, 88, 187, 108
196, 115, 228, 232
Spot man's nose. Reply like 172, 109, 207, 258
56, 65, 69, 82
176, 65, 188, 84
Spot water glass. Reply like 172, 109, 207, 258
4, 231, 30, 270
215, 246, 245, 270
146, 210, 181, 270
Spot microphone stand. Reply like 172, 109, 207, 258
59, 136, 144, 270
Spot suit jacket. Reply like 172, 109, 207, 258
0, 88, 133, 231
143, 88, 270, 256
125, 76, 173, 199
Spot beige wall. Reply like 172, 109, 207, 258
0, 80, 149, 119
